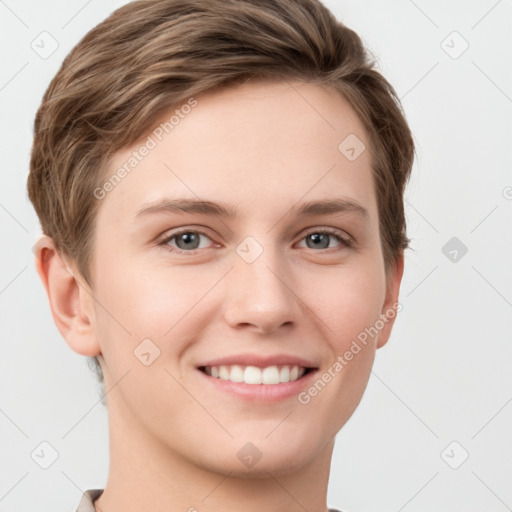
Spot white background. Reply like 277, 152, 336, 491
1, 1, 511, 511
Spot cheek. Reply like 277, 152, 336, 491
93, 254, 221, 360
303, 268, 384, 427
91, 262, 208, 419
306, 262, 386, 348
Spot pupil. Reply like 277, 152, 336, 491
178, 233, 199, 249
309, 233, 328, 249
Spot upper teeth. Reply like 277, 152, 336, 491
204, 365, 306, 385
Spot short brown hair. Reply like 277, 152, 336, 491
27, 0, 414, 392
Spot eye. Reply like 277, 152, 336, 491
159, 229, 215, 252
297, 229, 352, 251
158, 227, 353, 254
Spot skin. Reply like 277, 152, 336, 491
35, 79, 404, 512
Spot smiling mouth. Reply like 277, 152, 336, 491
198, 364, 315, 385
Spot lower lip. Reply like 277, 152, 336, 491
196, 368, 318, 402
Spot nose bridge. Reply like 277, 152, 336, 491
223, 235, 299, 332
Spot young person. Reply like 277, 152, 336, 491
28, 1, 414, 511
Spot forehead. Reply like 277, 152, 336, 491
97, 79, 377, 227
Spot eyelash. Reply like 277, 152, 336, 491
158, 227, 353, 254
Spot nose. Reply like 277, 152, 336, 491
223, 242, 302, 335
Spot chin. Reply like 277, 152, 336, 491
198, 434, 324, 478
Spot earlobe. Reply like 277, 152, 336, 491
33, 235, 101, 357
376, 252, 405, 349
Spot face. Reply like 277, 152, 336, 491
83, 80, 402, 476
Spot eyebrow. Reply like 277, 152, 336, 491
134, 198, 369, 221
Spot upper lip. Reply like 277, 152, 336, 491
197, 353, 319, 369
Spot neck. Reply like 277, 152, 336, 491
94, 394, 334, 512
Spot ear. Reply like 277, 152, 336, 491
376, 251, 404, 349
33, 235, 101, 357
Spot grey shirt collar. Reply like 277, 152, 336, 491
75, 488, 344, 512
